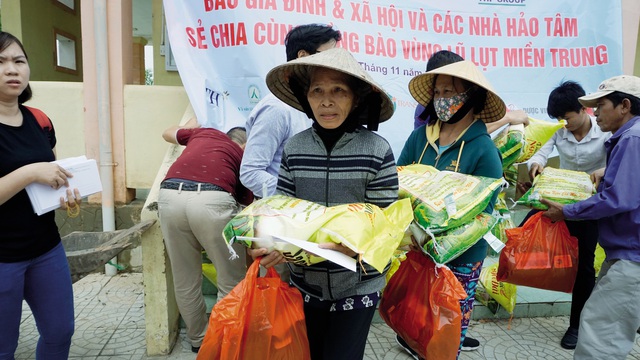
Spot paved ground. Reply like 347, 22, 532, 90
14, 273, 640, 359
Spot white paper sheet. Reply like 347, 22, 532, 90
25, 156, 103, 215
237, 235, 357, 272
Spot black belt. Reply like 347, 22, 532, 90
160, 181, 226, 192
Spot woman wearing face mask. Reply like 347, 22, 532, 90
396, 60, 504, 359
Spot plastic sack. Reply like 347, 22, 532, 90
197, 259, 310, 360
398, 164, 503, 234
492, 124, 525, 170
379, 251, 467, 360
497, 212, 578, 293
385, 250, 407, 284
422, 212, 497, 264
516, 118, 565, 163
223, 195, 413, 273
477, 263, 517, 314
517, 167, 595, 210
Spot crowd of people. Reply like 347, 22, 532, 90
2, 19, 640, 360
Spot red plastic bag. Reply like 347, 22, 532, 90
497, 212, 578, 293
379, 251, 467, 360
197, 259, 310, 360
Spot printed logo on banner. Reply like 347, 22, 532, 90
205, 87, 228, 108
203, 81, 229, 129
248, 85, 261, 104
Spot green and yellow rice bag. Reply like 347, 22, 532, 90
503, 164, 518, 187
517, 167, 595, 210
222, 195, 413, 273
421, 212, 497, 264
488, 195, 514, 257
477, 263, 517, 314
492, 124, 525, 170
398, 164, 504, 234
516, 118, 565, 163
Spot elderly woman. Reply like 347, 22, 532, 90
249, 47, 398, 360
397, 60, 505, 358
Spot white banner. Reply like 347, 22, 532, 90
163, 0, 623, 155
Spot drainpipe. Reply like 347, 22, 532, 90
93, 0, 118, 276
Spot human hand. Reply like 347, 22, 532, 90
505, 110, 529, 126
318, 242, 358, 257
60, 188, 81, 217
528, 163, 543, 182
516, 181, 532, 194
591, 167, 605, 189
540, 198, 565, 222
247, 247, 285, 268
28, 162, 73, 190
60, 188, 81, 209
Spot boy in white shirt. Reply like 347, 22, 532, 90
523, 80, 611, 350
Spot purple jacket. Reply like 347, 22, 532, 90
564, 115, 640, 262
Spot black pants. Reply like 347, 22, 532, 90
520, 210, 598, 329
303, 302, 376, 360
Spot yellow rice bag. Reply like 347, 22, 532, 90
517, 167, 595, 210
398, 164, 504, 234
222, 195, 413, 273
477, 263, 517, 314
516, 117, 565, 163
385, 250, 407, 284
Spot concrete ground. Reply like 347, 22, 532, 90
14, 272, 640, 359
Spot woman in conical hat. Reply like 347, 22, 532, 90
256, 47, 398, 359
397, 60, 505, 358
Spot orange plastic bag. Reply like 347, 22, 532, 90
379, 251, 467, 360
197, 259, 310, 360
497, 212, 578, 293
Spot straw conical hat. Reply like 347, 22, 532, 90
408, 60, 506, 123
266, 47, 395, 122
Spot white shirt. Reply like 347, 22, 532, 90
240, 94, 312, 198
527, 116, 611, 175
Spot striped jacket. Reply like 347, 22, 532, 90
277, 126, 398, 300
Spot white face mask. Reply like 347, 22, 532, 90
434, 90, 470, 123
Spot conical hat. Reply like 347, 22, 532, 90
408, 60, 506, 123
266, 47, 395, 122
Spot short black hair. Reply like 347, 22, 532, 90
426, 50, 464, 71
606, 91, 640, 116
547, 80, 586, 119
0, 31, 32, 104
285, 24, 341, 61
226, 127, 247, 145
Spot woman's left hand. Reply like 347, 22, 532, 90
59, 188, 81, 210
318, 242, 358, 257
